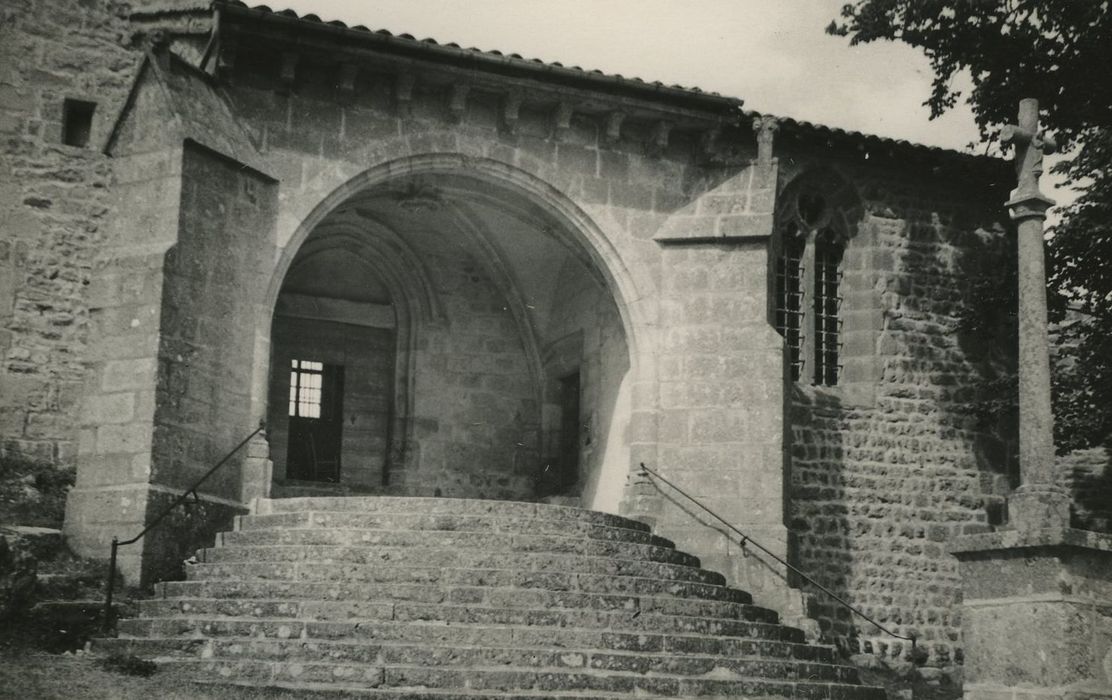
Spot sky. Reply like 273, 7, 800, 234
276, 0, 1069, 204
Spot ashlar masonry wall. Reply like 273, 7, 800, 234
541, 257, 631, 511
214, 23, 789, 607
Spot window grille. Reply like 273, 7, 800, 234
289, 359, 324, 418
775, 235, 806, 381
813, 232, 843, 386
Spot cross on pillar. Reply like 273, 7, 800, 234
1001, 98, 1070, 531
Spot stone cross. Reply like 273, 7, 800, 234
1000, 98, 1070, 531
1001, 99, 1057, 201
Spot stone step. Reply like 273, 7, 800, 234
182, 563, 747, 603
132, 658, 883, 698
137, 595, 780, 626
119, 612, 806, 644
259, 498, 647, 534
100, 631, 837, 665
195, 546, 723, 586
191, 683, 677, 700
216, 528, 698, 567
156, 580, 758, 618
236, 512, 664, 547
106, 496, 884, 699
96, 637, 856, 683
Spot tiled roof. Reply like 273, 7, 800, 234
216, 1, 742, 113
214, 1, 1004, 165
747, 111, 1002, 165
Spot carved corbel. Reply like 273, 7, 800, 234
502, 91, 523, 134
648, 120, 672, 155
700, 126, 721, 158
280, 51, 298, 88
604, 112, 625, 143
553, 102, 574, 139
337, 63, 358, 94
215, 35, 237, 82
448, 83, 470, 123
395, 73, 416, 116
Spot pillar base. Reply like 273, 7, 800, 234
1008, 483, 1072, 532
950, 527, 1112, 700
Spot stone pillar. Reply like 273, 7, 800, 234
240, 427, 273, 509
1004, 98, 1071, 532
951, 99, 1112, 700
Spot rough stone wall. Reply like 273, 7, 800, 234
267, 317, 395, 488
783, 154, 1015, 664
541, 257, 630, 512
0, 0, 138, 466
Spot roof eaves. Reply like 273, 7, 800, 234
213, 1, 743, 116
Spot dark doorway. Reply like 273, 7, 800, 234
287, 359, 345, 482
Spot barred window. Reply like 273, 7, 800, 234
774, 187, 845, 387
775, 229, 806, 382
813, 232, 843, 386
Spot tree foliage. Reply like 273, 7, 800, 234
829, 1, 1112, 451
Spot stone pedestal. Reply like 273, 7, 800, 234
951, 528, 1112, 700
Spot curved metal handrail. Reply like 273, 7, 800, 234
637, 463, 917, 651
101, 422, 265, 632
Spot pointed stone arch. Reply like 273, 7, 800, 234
254, 153, 656, 509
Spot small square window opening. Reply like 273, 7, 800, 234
62, 98, 96, 148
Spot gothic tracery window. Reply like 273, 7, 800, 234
775, 185, 846, 387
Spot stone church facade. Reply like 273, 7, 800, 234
2, 0, 1024, 667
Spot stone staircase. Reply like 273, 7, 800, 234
99, 497, 886, 699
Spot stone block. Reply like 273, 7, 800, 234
95, 422, 152, 455
556, 144, 597, 176
952, 530, 1112, 698
82, 391, 135, 425
717, 213, 773, 239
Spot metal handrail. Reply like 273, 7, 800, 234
637, 463, 917, 651
102, 422, 265, 632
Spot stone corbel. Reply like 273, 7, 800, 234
700, 126, 721, 158
604, 112, 625, 144
280, 51, 298, 89
215, 36, 237, 82
648, 120, 672, 155
502, 91, 523, 134
553, 101, 574, 139
395, 73, 416, 117
337, 63, 358, 94
448, 83, 470, 123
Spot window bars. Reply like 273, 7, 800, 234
813, 234, 844, 387
775, 238, 806, 382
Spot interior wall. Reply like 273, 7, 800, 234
401, 247, 540, 500
267, 315, 395, 487
541, 258, 630, 512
